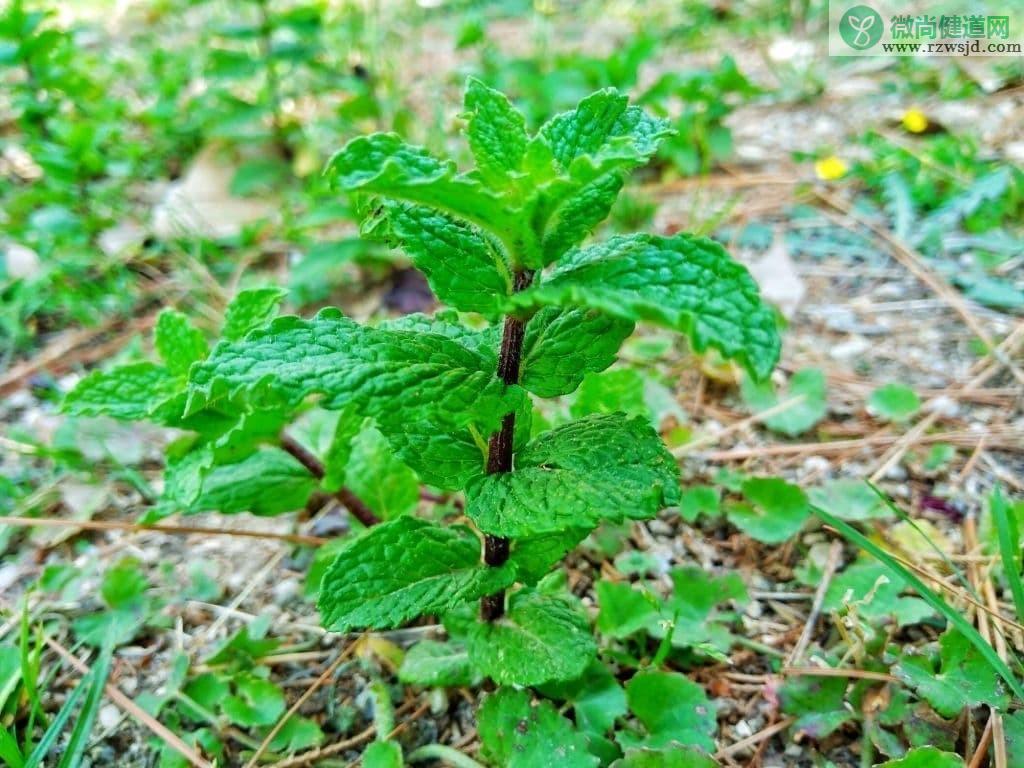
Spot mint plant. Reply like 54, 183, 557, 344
161, 78, 781, 689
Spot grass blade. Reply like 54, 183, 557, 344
990, 487, 1024, 623
812, 503, 1024, 704
0, 726, 25, 768
56, 643, 114, 768
23, 670, 91, 768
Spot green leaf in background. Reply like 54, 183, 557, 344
222, 673, 286, 727
922, 443, 956, 472
777, 674, 855, 739
345, 426, 420, 520
467, 414, 680, 537
267, 716, 324, 753
362, 741, 403, 768
318, 517, 516, 632
894, 629, 1010, 718
611, 746, 719, 768
808, 479, 892, 521
538, 660, 627, 737
1005, 711, 1024, 767
520, 307, 634, 397
867, 383, 921, 422
570, 368, 649, 421
513, 234, 780, 380
726, 477, 809, 544
154, 309, 208, 376
398, 640, 480, 688
875, 746, 964, 768
466, 589, 596, 686
221, 287, 288, 341
678, 485, 720, 523
823, 561, 933, 626
739, 368, 826, 437
478, 688, 599, 768
596, 580, 661, 639
621, 671, 715, 752
163, 447, 315, 517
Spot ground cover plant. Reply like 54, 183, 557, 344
2, 1, 1024, 766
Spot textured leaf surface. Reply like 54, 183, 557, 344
385, 423, 484, 490
221, 287, 287, 341
325, 132, 516, 242
318, 517, 515, 632
63, 363, 182, 422
188, 309, 524, 434
514, 234, 780, 380
466, 589, 596, 686
467, 414, 680, 537
398, 640, 479, 688
478, 688, 599, 768
155, 310, 208, 376
372, 204, 511, 316
164, 447, 315, 516
464, 77, 528, 187
520, 307, 634, 397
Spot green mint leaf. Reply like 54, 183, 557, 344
520, 307, 634, 397
187, 309, 525, 435
893, 629, 1010, 718
321, 407, 362, 492
317, 517, 516, 632
466, 589, 596, 686
464, 77, 528, 187
478, 688, 599, 768
514, 234, 780, 380
370, 204, 511, 316
739, 367, 827, 437
510, 527, 591, 585
467, 413, 679, 538
611, 746, 719, 768
384, 422, 484, 490
378, 310, 499, 362
154, 309, 208, 376
570, 368, 648, 421
345, 425, 419, 520
164, 447, 315, 516
62, 363, 182, 422
221, 287, 288, 341
325, 132, 516, 244
621, 671, 715, 752
529, 89, 673, 265
398, 640, 480, 688
725, 476, 810, 544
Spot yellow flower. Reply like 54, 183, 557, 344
814, 155, 848, 181
902, 108, 929, 134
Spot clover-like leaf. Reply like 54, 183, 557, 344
317, 517, 516, 632
778, 674, 855, 739
467, 413, 680, 538
739, 367, 826, 437
726, 477, 810, 544
893, 629, 1010, 718
538, 660, 627, 738
823, 561, 933, 626
875, 747, 965, 768
611, 747, 719, 768
478, 688, 599, 768
621, 671, 715, 752
466, 589, 596, 686
868, 382, 921, 423
514, 234, 780, 380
